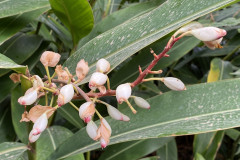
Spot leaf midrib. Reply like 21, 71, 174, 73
59, 107, 240, 159
0, 146, 27, 155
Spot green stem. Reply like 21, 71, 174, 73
126, 100, 137, 114
143, 77, 163, 82
35, 22, 42, 35
45, 92, 48, 106
230, 135, 240, 160
107, 78, 111, 90
95, 109, 103, 119
69, 101, 79, 111
42, 87, 55, 93
50, 94, 54, 107
86, 151, 90, 160
45, 66, 51, 83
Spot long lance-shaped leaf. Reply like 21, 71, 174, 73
0, 142, 28, 160
64, 0, 237, 84
0, 0, 49, 18
48, 78, 240, 159
0, 53, 26, 74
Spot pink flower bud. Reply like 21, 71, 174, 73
29, 129, 41, 143
96, 58, 110, 73
57, 84, 74, 106
79, 102, 96, 123
40, 51, 61, 67
190, 27, 226, 41
116, 83, 132, 104
86, 120, 98, 140
32, 75, 44, 89
95, 118, 112, 148
133, 96, 150, 109
203, 38, 223, 50
55, 65, 71, 81
89, 72, 108, 89
32, 113, 48, 135
107, 105, 130, 121
76, 59, 89, 81
162, 77, 186, 91
18, 88, 38, 105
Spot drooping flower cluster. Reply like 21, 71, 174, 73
14, 21, 227, 149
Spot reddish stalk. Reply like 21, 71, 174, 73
131, 36, 182, 88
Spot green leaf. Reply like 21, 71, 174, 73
0, 142, 28, 160
36, 126, 74, 160
49, 0, 94, 46
195, 153, 206, 160
0, 107, 15, 143
65, 0, 235, 85
0, 74, 18, 103
99, 138, 172, 160
48, 78, 240, 159
0, 34, 43, 77
157, 139, 178, 160
193, 58, 231, 160
0, 0, 49, 18
0, 7, 49, 45
79, 0, 165, 47
0, 53, 26, 74
11, 86, 29, 144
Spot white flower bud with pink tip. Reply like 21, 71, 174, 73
76, 59, 89, 81
162, 77, 186, 91
18, 88, 38, 105
107, 105, 130, 121
29, 130, 41, 143
32, 113, 48, 135
86, 121, 98, 140
190, 27, 227, 41
40, 51, 61, 67
57, 84, 74, 106
133, 96, 150, 109
116, 83, 132, 104
79, 102, 95, 123
96, 58, 110, 73
89, 72, 108, 89
95, 118, 112, 148
32, 75, 44, 89
203, 38, 223, 50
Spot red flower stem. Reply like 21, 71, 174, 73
131, 36, 181, 88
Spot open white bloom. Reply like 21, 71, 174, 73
86, 120, 98, 140
133, 96, 150, 109
190, 27, 226, 41
107, 105, 130, 121
116, 83, 132, 104
57, 84, 74, 106
89, 72, 108, 89
18, 88, 38, 105
29, 130, 41, 143
96, 58, 110, 73
32, 113, 48, 135
79, 102, 95, 123
162, 77, 186, 91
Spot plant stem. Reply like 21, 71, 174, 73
126, 100, 137, 114
45, 66, 51, 83
143, 77, 163, 82
104, 0, 112, 17
72, 83, 91, 102
50, 94, 54, 107
35, 22, 42, 35
107, 78, 111, 90
95, 109, 103, 119
86, 151, 90, 160
69, 101, 79, 111
45, 92, 48, 106
42, 87, 55, 93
